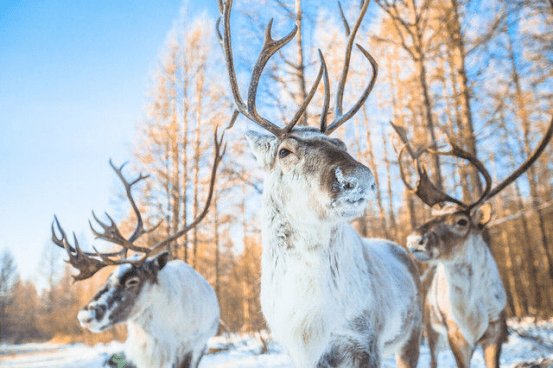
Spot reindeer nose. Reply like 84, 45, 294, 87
95, 304, 106, 317
407, 234, 427, 249
344, 181, 355, 190
335, 166, 375, 194
78, 309, 94, 325
79, 304, 106, 323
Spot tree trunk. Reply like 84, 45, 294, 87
192, 65, 205, 269
500, 227, 527, 317
294, 0, 308, 125
214, 192, 221, 297
446, 0, 482, 197
170, 80, 180, 259
362, 108, 388, 238
181, 54, 191, 263
381, 126, 397, 240
507, 29, 553, 283
415, 54, 443, 189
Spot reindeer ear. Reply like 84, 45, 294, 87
245, 130, 278, 170
471, 203, 493, 229
147, 251, 170, 274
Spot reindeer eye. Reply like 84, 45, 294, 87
125, 277, 140, 288
457, 219, 468, 227
279, 148, 291, 158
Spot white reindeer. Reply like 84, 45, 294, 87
77, 252, 219, 368
392, 119, 553, 367
51, 129, 230, 368
217, 1, 422, 366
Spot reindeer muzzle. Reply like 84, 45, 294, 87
407, 234, 431, 262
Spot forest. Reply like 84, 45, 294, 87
1, 0, 552, 346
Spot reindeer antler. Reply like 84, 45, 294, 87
51, 119, 232, 281
218, 0, 377, 137
391, 116, 553, 212
486, 116, 553, 200
322, 0, 378, 135
217, 0, 324, 137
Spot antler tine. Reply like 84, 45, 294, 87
218, 0, 294, 137
247, 19, 298, 126
397, 143, 416, 193
324, 1, 378, 135
92, 245, 149, 269
391, 122, 417, 193
52, 215, 122, 258
338, 2, 351, 37
284, 50, 327, 133
89, 211, 151, 255
108, 159, 149, 243
326, 44, 378, 135
149, 125, 226, 254
319, 50, 331, 133
427, 137, 493, 211
217, 0, 247, 114
51, 215, 112, 281
226, 109, 240, 130
486, 116, 553, 202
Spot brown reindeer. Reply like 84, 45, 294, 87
392, 117, 553, 368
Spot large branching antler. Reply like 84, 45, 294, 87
51, 118, 233, 281
392, 121, 492, 209
396, 143, 465, 208
89, 160, 157, 257
391, 116, 553, 211
51, 216, 118, 281
217, 0, 324, 137
217, 0, 376, 137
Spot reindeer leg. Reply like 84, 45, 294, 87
176, 351, 192, 368
482, 341, 501, 368
395, 322, 421, 368
426, 323, 441, 368
479, 314, 506, 368
446, 320, 473, 368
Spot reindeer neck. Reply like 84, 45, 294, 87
259, 192, 370, 366
261, 192, 353, 254
439, 232, 492, 297
448, 232, 489, 267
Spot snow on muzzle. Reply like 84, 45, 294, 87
330, 164, 375, 218
77, 302, 109, 333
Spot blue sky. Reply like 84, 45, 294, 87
0, 0, 220, 282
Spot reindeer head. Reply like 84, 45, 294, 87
407, 203, 492, 262
392, 119, 553, 263
247, 127, 375, 223
51, 127, 228, 332
77, 252, 169, 332
218, 0, 378, 223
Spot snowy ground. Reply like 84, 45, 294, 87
1, 318, 553, 368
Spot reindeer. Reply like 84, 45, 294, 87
217, 1, 422, 367
51, 127, 232, 368
392, 118, 553, 368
